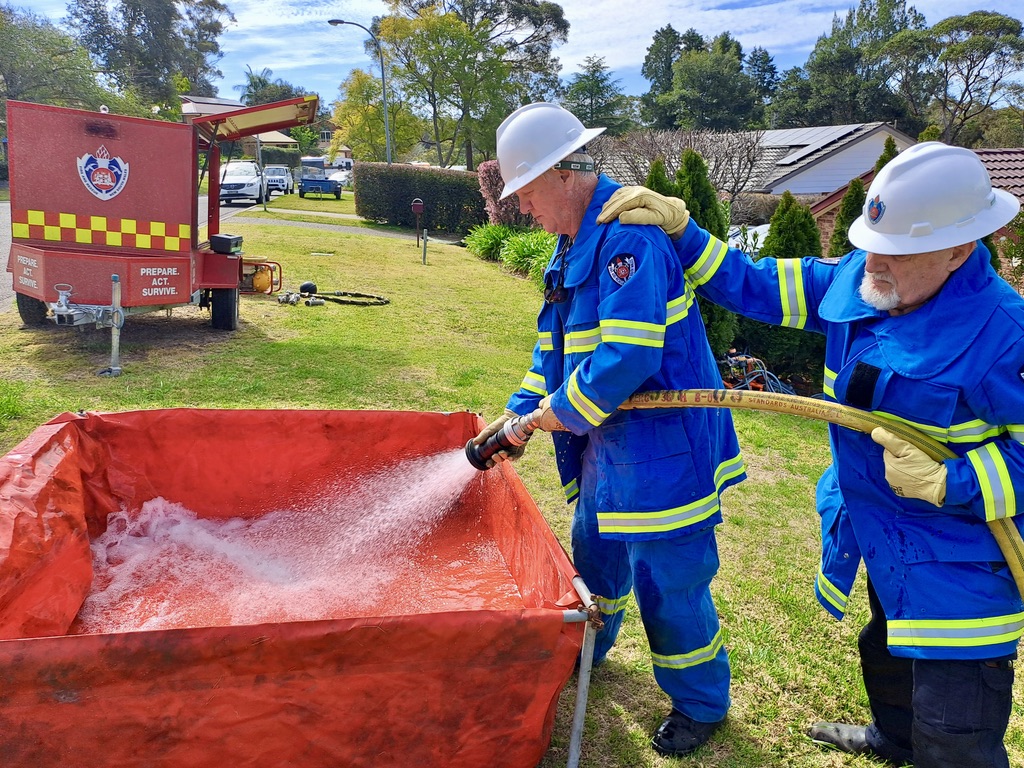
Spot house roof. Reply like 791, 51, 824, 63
751, 122, 915, 192
812, 147, 1024, 218
254, 130, 298, 146
974, 148, 1024, 203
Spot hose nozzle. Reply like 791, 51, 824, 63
465, 409, 543, 471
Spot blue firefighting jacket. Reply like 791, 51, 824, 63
674, 219, 1024, 659
506, 175, 745, 541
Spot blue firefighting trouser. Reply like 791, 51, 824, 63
570, 446, 731, 722
860, 580, 1014, 768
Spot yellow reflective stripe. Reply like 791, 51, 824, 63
871, 409, 1008, 445
666, 285, 695, 326
538, 331, 554, 352
715, 451, 746, 487
595, 593, 630, 615
520, 371, 546, 396
946, 419, 1005, 442
563, 477, 579, 502
597, 451, 743, 535
652, 629, 724, 670
778, 259, 807, 329
688, 235, 728, 286
816, 569, 847, 614
599, 318, 665, 348
1008, 425, 1024, 441
822, 365, 837, 399
565, 326, 601, 354
966, 443, 1017, 521
597, 496, 719, 534
887, 612, 1024, 648
566, 368, 610, 427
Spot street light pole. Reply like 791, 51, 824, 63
328, 18, 392, 165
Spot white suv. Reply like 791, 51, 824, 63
219, 161, 268, 205
265, 165, 294, 195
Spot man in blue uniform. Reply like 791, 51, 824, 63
598, 142, 1023, 767
472, 102, 747, 757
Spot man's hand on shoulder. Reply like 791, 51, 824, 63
597, 187, 690, 240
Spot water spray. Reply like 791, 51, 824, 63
465, 408, 543, 471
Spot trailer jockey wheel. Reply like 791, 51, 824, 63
210, 288, 239, 331
15, 294, 49, 326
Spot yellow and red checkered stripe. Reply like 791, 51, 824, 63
11, 209, 192, 252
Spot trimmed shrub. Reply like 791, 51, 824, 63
354, 162, 487, 235
464, 223, 525, 262
477, 160, 532, 227
0, 161, 7, 182
260, 146, 301, 169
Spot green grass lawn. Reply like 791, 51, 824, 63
0, 185, 9, 202
2, 221, 1022, 767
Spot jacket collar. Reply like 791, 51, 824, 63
819, 243, 1001, 379
562, 175, 620, 287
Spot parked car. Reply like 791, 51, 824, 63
265, 165, 294, 195
329, 169, 352, 186
219, 161, 268, 205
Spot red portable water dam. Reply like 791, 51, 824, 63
0, 409, 586, 767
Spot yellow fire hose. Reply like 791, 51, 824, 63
619, 388, 1024, 598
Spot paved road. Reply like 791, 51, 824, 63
0, 197, 248, 315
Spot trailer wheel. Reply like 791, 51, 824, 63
16, 293, 49, 326
210, 288, 239, 331
298, 190, 305, 198
334, 191, 341, 199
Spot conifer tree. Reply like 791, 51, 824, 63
875, 135, 899, 173
828, 178, 866, 257
737, 191, 825, 384
673, 149, 736, 356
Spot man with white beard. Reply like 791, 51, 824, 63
597, 142, 1024, 768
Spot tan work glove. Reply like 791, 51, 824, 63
871, 428, 947, 507
596, 187, 690, 240
537, 395, 567, 432
472, 408, 528, 466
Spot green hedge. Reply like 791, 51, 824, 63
0, 161, 7, 182
353, 163, 486, 235
260, 146, 302, 168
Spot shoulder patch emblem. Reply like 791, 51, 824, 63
607, 254, 636, 286
816, 257, 842, 265
1019, 363, 1024, 384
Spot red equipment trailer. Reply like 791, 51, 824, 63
5, 96, 318, 371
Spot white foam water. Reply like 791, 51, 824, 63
72, 449, 522, 634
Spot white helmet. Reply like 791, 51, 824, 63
848, 141, 1020, 255
496, 102, 606, 199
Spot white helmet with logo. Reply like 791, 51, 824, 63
848, 141, 1020, 255
496, 102, 606, 200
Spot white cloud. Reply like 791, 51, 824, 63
21, 0, 1024, 100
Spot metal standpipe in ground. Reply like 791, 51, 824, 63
565, 574, 600, 768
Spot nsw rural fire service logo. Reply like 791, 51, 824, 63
77, 145, 129, 200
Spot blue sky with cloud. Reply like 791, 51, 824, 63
27, 0, 1021, 107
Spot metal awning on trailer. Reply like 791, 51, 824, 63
191, 95, 319, 144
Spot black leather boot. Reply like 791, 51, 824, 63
651, 709, 725, 756
807, 722, 872, 754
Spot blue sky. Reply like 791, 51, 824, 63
26, 0, 1022, 106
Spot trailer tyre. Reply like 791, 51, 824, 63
299, 190, 305, 198
210, 288, 239, 331
16, 293, 49, 326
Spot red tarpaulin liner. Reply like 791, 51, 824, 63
0, 409, 584, 767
